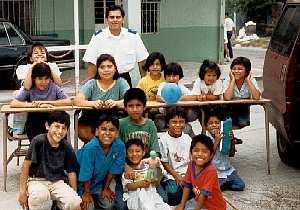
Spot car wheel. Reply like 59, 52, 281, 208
277, 131, 297, 165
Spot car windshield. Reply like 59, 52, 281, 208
0, 23, 9, 45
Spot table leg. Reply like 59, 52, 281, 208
2, 113, 8, 191
201, 108, 206, 134
263, 104, 271, 175
74, 110, 79, 151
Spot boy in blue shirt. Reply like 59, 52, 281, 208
77, 113, 125, 210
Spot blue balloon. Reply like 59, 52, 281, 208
161, 83, 182, 104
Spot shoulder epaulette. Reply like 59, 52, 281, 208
128, 28, 137, 34
94, 29, 102, 36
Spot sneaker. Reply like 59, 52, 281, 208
234, 137, 243, 144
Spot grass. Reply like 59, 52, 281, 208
232, 37, 270, 49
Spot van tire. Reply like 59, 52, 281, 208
277, 131, 296, 165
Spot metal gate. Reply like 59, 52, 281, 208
0, 0, 37, 35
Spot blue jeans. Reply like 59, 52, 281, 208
219, 170, 245, 191
158, 179, 183, 206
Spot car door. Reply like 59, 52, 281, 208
0, 22, 29, 81
263, 5, 300, 114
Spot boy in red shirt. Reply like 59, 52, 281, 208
175, 134, 226, 210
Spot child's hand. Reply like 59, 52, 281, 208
18, 191, 28, 209
197, 94, 206, 101
81, 191, 93, 210
124, 165, 136, 180
101, 187, 115, 202
214, 131, 223, 145
246, 73, 252, 82
150, 178, 159, 187
104, 99, 117, 108
229, 70, 235, 81
138, 180, 151, 188
92, 100, 104, 109
39, 103, 54, 108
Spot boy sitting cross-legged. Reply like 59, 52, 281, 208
18, 111, 81, 210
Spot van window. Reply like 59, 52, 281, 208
269, 6, 300, 56
0, 23, 9, 45
4, 23, 24, 45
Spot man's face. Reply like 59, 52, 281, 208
106, 10, 124, 32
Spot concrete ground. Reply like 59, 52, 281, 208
0, 47, 299, 209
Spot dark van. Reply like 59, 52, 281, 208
263, 0, 300, 164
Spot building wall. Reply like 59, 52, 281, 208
142, 0, 224, 62
37, 0, 94, 44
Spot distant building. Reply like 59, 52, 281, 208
0, 0, 224, 62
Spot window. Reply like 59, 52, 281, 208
4, 22, 24, 45
269, 6, 300, 56
95, 0, 122, 24
141, 0, 160, 34
0, 23, 9, 45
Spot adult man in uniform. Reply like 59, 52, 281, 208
224, 12, 236, 59
83, 5, 149, 87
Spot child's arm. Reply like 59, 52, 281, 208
246, 75, 261, 100
18, 160, 31, 209
126, 180, 151, 191
23, 65, 34, 90
175, 187, 191, 210
103, 99, 124, 108
156, 95, 165, 102
35, 98, 72, 107
194, 193, 206, 210
67, 172, 78, 192
223, 71, 236, 100
81, 181, 93, 210
49, 63, 63, 86
162, 162, 183, 185
204, 94, 220, 101
10, 99, 37, 108
101, 172, 115, 202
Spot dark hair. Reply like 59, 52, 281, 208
27, 42, 49, 64
124, 88, 147, 107
225, 12, 229, 17
230, 56, 251, 76
95, 54, 119, 80
78, 114, 96, 133
204, 110, 221, 126
47, 111, 70, 129
31, 63, 52, 86
199, 59, 221, 80
95, 113, 119, 130
125, 138, 145, 151
105, 5, 125, 18
125, 138, 145, 165
144, 52, 167, 72
165, 106, 187, 124
190, 134, 214, 154
164, 62, 184, 79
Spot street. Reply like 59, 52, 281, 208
0, 47, 299, 210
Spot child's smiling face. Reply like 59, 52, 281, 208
191, 142, 213, 168
96, 121, 118, 147
231, 64, 247, 81
127, 144, 145, 166
206, 116, 221, 136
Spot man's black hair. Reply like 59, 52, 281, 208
105, 4, 125, 18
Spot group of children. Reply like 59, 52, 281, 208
12, 43, 262, 210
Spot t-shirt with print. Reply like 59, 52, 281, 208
137, 73, 165, 101
80, 78, 130, 101
25, 133, 78, 182
191, 78, 223, 96
159, 132, 191, 180
119, 116, 159, 157
182, 161, 226, 210
15, 81, 68, 140
222, 77, 260, 99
